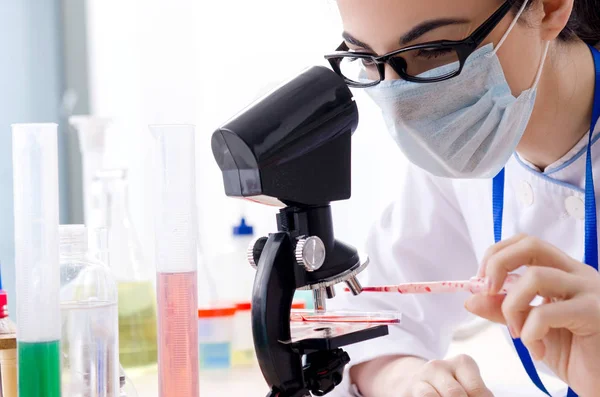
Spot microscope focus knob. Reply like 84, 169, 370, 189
295, 236, 326, 272
247, 237, 268, 270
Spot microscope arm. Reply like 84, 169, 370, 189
252, 232, 310, 397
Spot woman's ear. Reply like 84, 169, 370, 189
539, 0, 574, 41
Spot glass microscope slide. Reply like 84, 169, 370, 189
290, 310, 402, 324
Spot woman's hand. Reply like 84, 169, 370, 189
352, 355, 493, 397
465, 234, 600, 396
398, 355, 494, 397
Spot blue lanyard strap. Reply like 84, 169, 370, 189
585, 45, 600, 271
492, 167, 551, 395
492, 45, 600, 397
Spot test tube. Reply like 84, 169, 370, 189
12, 123, 61, 397
150, 125, 199, 397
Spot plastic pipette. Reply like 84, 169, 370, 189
347, 274, 520, 295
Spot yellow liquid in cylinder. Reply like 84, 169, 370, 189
118, 281, 158, 368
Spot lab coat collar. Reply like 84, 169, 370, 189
511, 122, 600, 191
516, 127, 600, 173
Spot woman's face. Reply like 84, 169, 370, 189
336, 0, 546, 95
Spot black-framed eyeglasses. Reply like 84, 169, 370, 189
324, 0, 513, 87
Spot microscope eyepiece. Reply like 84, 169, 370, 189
211, 66, 358, 206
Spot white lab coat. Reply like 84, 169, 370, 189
330, 121, 600, 397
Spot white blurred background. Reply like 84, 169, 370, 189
0, 0, 405, 312
84, 0, 406, 299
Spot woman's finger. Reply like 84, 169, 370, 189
451, 355, 494, 397
425, 374, 467, 397
485, 236, 579, 294
478, 233, 528, 277
465, 294, 506, 324
410, 381, 440, 397
420, 359, 467, 397
501, 267, 578, 337
520, 296, 600, 353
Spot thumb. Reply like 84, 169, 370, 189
465, 294, 506, 324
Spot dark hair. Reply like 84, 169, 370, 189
509, 0, 600, 45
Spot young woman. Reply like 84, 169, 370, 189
325, 0, 600, 396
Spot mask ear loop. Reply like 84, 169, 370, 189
486, 0, 530, 58
485, 0, 549, 92
530, 41, 550, 90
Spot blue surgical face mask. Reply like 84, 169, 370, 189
366, 13, 550, 178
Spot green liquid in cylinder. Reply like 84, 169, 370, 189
18, 340, 61, 397
118, 281, 158, 368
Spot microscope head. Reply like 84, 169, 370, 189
212, 66, 365, 291
211, 66, 358, 207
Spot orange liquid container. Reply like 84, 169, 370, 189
150, 125, 199, 397
157, 272, 198, 396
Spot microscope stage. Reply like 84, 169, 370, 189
284, 322, 389, 354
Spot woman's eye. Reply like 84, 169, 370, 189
360, 58, 376, 67
346, 49, 375, 65
415, 48, 453, 59
347, 56, 376, 68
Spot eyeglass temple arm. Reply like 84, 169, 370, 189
468, 0, 514, 45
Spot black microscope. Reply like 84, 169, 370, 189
212, 66, 389, 397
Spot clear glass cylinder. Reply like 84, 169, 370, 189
12, 123, 61, 397
89, 169, 158, 369
59, 224, 119, 397
150, 124, 198, 397
69, 116, 111, 224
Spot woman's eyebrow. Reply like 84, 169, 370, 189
400, 18, 469, 45
342, 31, 374, 51
342, 18, 470, 52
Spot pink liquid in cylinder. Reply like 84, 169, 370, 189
157, 271, 198, 397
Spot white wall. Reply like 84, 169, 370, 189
85, 0, 407, 301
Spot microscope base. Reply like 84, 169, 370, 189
265, 323, 388, 396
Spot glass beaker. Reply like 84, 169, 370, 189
89, 169, 158, 370
118, 366, 138, 397
59, 224, 119, 396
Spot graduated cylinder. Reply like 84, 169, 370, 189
150, 125, 199, 397
12, 123, 61, 397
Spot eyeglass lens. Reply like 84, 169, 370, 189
338, 47, 461, 84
